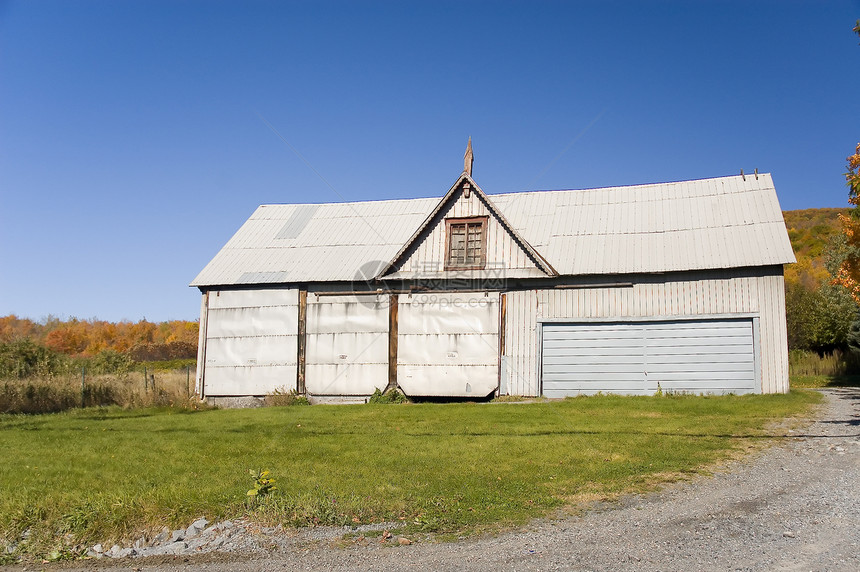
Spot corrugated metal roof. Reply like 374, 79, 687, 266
192, 198, 438, 286
191, 174, 795, 287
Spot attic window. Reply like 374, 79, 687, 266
446, 216, 488, 270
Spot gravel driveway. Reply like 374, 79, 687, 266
21, 388, 860, 572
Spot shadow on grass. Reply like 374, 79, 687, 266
791, 375, 860, 389
822, 376, 860, 387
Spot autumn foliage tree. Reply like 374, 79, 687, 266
0, 315, 199, 359
835, 21, 860, 302
835, 142, 860, 302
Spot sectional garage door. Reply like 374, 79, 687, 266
541, 318, 758, 397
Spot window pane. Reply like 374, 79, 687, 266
448, 220, 484, 268
449, 224, 466, 265
466, 223, 483, 264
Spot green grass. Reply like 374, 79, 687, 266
0, 392, 819, 556
790, 374, 860, 388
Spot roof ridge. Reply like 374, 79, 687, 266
490, 173, 773, 197
254, 174, 774, 208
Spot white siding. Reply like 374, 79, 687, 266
503, 268, 788, 396
196, 272, 789, 399
503, 289, 539, 397
305, 294, 389, 396
758, 272, 789, 393
202, 289, 299, 396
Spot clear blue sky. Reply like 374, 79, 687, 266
1, 0, 859, 322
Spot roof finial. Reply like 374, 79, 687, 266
464, 136, 473, 176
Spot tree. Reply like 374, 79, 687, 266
835, 21, 860, 302
835, 143, 860, 301
785, 279, 857, 353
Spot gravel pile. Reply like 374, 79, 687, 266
77, 519, 405, 561
10, 387, 859, 571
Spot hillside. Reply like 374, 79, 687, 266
783, 208, 849, 288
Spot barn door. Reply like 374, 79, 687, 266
305, 294, 389, 396
202, 289, 299, 396
397, 292, 499, 397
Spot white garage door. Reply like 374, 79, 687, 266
541, 318, 757, 397
397, 293, 499, 397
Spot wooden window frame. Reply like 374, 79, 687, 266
445, 216, 488, 270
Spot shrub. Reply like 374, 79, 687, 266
786, 281, 858, 353
0, 367, 201, 414
1, 382, 76, 414
86, 350, 134, 375
127, 341, 197, 362
0, 339, 66, 379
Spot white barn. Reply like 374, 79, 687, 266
191, 148, 795, 403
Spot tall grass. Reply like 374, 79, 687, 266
0, 368, 199, 414
788, 349, 860, 376
788, 349, 860, 388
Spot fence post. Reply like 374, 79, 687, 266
144, 366, 148, 392
186, 366, 190, 397
80, 367, 86, 408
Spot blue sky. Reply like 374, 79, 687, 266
1, 0, 859, 322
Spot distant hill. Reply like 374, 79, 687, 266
783, 208, 849, 289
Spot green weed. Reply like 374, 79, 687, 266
246, 469, 277, 503
264, 388, 310, 407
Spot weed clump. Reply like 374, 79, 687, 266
368, 388, 407, 404
264, 388, 310, 407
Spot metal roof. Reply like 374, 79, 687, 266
191, 174, 795, 287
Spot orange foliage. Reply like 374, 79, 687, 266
833, 25, 860, 303
0, 315, 40, 341
836, 143, 860, 303
0, 316, 199, 357
44, 320, 90, 354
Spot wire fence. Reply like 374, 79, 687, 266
0, 365, 199, 414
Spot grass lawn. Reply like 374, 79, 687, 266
0, 391, 819, 557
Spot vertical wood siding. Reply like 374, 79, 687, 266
195, 292, 209, 397
503, 268, 788, 396
757, 272, 788, 393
